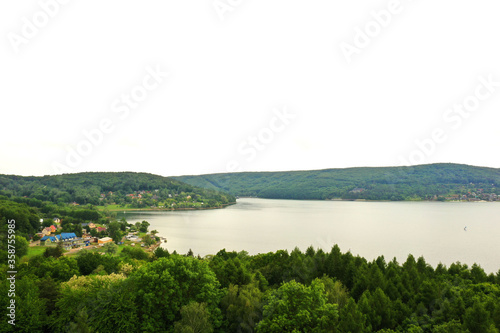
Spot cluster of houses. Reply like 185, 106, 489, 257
99, 191, 114, 201
35, 217, 159, 251
36, 218, 112, 250
444, 192, 499, 202
39, 232, 116, 250
125, 190, 164, 203
81, 222, 107, 233
36, 218, 62, 238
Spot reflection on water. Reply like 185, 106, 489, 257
117, 198, 500, 273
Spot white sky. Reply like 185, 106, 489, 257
1, 0, 500, 177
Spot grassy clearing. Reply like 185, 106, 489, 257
25, 246, 48, 258
96, 204, 128, 211
96, 204, 171, 211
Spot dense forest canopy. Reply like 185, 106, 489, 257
0, 172, 235, 208
174, 163, 500, 201
0, 172, 235, 238
1, 243, 499, 332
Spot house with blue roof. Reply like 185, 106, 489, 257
40, 235, 61, 243
60, 233, 77, 241
40, 232, 82, 250
41, 233, 78, 244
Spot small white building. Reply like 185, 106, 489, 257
98, 237, 113, 245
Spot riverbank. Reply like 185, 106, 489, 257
97, 201, 236, 212
243, 197, 499, 203
328, 198, 498, 203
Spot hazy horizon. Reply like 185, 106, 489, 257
2, 1, 500, 176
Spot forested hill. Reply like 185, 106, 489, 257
0, 172, 235, 208
174, 163, 500, 201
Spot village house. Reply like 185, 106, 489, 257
40, 232, 79, 246
86, 237, 98, 245
59, 232, 77, 241
81, 232, 93, 240
97, 226, 107, 233
40, 235, 61, 243
60, 232, 79, 249
98, 237, 113, 245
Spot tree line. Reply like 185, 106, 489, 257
174, 163, 500, 201
1, 242, 499, 332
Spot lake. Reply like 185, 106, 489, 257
117, 198, 500, 273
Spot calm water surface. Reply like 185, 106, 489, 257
117, 198, 500, 273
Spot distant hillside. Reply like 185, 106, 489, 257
174, 164, 500, 201
0, 172, 236, 209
